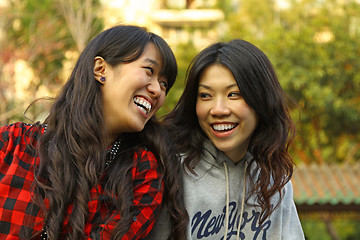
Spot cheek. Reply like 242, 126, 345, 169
154, 94, 166, 112
158, 94, 166, 108
195, 102, 207, 121
196, 102, 210, 134
251, 113, 259, 131
244, 107, 258, 132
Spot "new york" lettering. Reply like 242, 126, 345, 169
191, 201, 271, 240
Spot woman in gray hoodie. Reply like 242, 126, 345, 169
148, 39, 305, 240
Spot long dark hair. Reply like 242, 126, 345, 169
25, 25, 187, 239
164, 39, 296, 224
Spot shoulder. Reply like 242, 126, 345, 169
1, 122, 32, 139
0, 122, 46, 142
1, 122, 31, 149
0, 123, 42, 192
282, 179, 295, 200
266, 179, 295, 209
0, 122, 45, 165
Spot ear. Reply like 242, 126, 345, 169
94, 56, 107, 84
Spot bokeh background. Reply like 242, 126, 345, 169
0, 0, 359, 239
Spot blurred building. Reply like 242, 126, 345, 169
292, 163, 360, 237
100, 0, 225, 49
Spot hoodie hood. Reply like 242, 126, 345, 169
202, 139, 253, 167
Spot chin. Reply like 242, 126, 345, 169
124, 124, 145, 133
135, 125, 146, 132
214, 142, 233, 153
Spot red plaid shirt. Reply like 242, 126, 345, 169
0, 122, 164, 239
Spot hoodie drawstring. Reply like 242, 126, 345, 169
223, 161, 248, 240
236, 161, 248, 240
223, 162, 230, 240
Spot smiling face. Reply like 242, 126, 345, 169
97, 43, 168, 142
196, 64, 258, 163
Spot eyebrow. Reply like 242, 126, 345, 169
144, 58, 159, 66
198, 83, 238, 90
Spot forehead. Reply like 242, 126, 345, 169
139, 43, 162, 66
199, 64, 237, 88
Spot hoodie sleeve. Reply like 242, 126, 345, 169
280, 180, 305, 240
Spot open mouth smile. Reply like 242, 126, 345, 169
212, 123, 238, 132
133, 97, 152, 115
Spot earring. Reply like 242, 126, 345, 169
100, 76, 106, 82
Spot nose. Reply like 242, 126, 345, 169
210, 98, 231, 116
147, 79, 161, 98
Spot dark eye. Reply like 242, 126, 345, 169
199, 92, 211, 99
228, 92, 241, 98
145, 67, 154, 75
160, 80, 168, 90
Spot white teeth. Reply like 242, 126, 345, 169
212, 124, 236, 131
133, 97, 152, 114
139, 107, 147, 115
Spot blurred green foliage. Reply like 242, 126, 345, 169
302, 219, 360, 240
223, 0, 360, 164
157, 41, 198, 117
222, 1, 360, 238
1, 0, 103, 123
1, 0, 72, 123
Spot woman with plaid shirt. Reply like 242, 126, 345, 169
0, 25, 187, 240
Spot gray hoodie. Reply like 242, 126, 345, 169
146, 141, 305, 240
